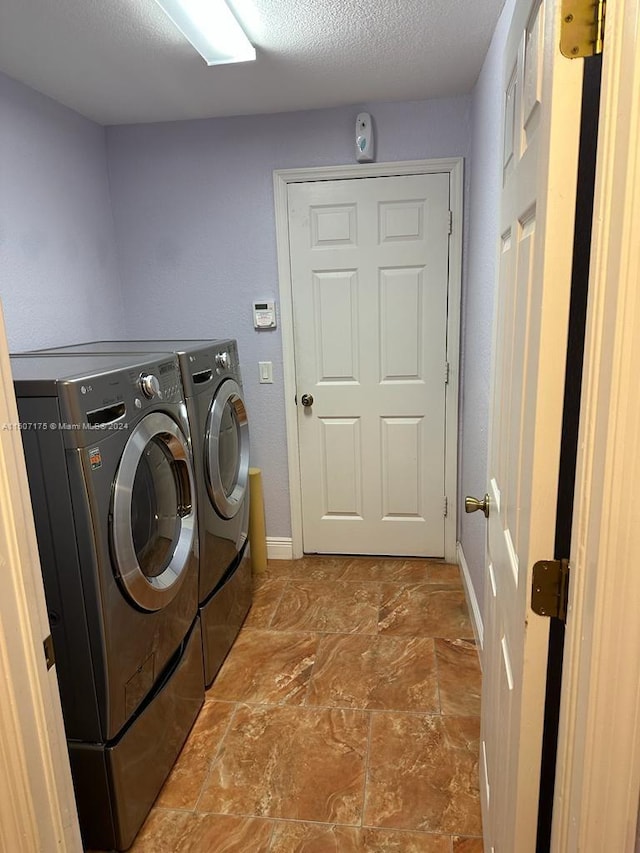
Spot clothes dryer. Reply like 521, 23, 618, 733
10, 352, 204, 852
31, 339, 253, 686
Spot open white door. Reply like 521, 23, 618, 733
477, 0, 583, 849
0, 301, 82, 851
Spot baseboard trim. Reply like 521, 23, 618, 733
266, 537, 294, 560
457, 541, 484, 655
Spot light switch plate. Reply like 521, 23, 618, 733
258, 361, 273, 383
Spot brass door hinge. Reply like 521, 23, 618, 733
532, 559, 570, 622
560, 0, 605, 58
43, 634, 55, 671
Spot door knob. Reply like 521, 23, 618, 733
300, 393, 314, 407
465, 494, 490, 518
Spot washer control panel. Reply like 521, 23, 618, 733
156, 359, 183, 403
40, 353, 185, 450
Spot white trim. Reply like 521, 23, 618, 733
266, 536, 294, 561
0, 301, 81, 852
552, 1, 640, 848
444, 161, 463, 563
457, 540, 484, 655
273, 158, 464, 562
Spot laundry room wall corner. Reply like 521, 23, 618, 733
0, 72, 125, 352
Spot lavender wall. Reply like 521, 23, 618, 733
0, 73, 124, 352
459, 0, 515, 623
106, 97, 472, 539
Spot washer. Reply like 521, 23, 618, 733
10, 352, 204, 852
31, 339, 253, 686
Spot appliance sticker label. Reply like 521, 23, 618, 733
89, 448, 102, 470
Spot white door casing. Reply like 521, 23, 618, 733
0, 301, 82, 852
288, 173, 450, 557
275, 159, 463, 562
480, 0, 582, 849
553, 0, 640, 847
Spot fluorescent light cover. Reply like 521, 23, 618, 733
153, 0, 256, 65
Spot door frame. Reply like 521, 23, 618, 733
552, 0, 640, 847
0, 301, 82, 851
273, 158, 463, 561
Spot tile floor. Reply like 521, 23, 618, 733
122, 557, 484, 852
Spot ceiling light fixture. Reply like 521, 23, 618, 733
152, 0, 256, 66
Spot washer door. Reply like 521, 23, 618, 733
205, 379, 249, 519
111, 412, 196, 612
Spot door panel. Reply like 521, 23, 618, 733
313, 270, 359, 382
381, 416, 423, 519
320, 417, 362, 517
480, 0, 583, 849
289, 173, 450, 556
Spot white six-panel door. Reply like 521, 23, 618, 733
288, 174, 451, 556
480, 0, 582, 849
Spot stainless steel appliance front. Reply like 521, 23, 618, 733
10, 352, 204, 851
28, 339, 253, 687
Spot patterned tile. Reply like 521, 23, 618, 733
269, 821, 452, 852
268, 822, 361, 853
336, 559, 456, 585
453, 837, 484, 852
287, 558, 406, 582
207, 629, 318, 705
244, 577, 288, 628
127, 809, 193, 852
435, 639, 482, 716
129, 810, 273, 852
270, 580, 381, 633
155, 700, 235, 810
365, 713, 482, 835
263, 557, 360, 582
358, 828, 454, 852
115, 556, 483, 851
307, 634, 439, 712
424, 562, 464, 587
263, 557, 458, 585
379, 584, 473, 638
197, 704, 369, 824
175, 813, 273, 852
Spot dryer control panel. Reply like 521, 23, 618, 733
185, 339, 239, 394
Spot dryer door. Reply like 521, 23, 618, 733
111, 412, 196, 612
205, 379, 250, 519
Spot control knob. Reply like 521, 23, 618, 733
215, 351, 230, 370
138, 373, 161, 399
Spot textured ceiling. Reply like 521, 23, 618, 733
0, 0, 505, 125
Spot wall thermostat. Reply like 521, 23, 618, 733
356, 112, 374, 163
253, 300, 277, 329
